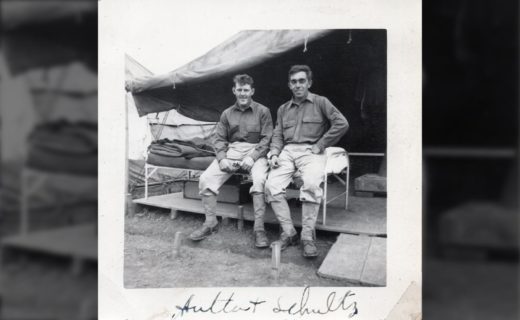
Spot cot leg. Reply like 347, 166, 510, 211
323, 175, 327, 226
144, 164, 149, 199
20, 169, 29, 235
345, 168, 350, 210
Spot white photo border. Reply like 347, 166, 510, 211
99, 0, 422, 318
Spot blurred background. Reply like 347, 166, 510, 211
0, 1, 98, 319
0, 0, 518, 319
423, 0, 518, 319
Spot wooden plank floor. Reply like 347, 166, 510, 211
134, 192, 386, 236
317, 234, 386, 286
1, 224, 97, 261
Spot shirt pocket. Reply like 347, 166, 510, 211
301, 116, 324, 140
229, 124, 240, 138
282, 120, 296, 140
245, 124, 261, 143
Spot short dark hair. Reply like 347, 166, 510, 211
233, 74, 254, 88
288, 65, 313, 81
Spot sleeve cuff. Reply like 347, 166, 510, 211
270, 149, 280, 158
249, 151, 260, 162
216, 151, 227, 162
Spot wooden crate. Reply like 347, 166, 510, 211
354, 174, 387, 194
183, 177, 252, 204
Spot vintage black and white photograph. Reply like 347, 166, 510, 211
124, 29, 387, 288
99, 0, 420, 318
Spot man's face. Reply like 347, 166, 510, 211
232, 83, 254, 107
289, 71, 312, 99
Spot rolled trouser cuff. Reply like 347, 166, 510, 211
199, 188, 217, 197
299, 187, 322, 204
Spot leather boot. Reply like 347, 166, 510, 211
252, 193, 268, 247
270, 198, 296, 237
254, 230, 269, 248
279, 231, 298, 250
301, 202, 320, 257
252, 193, 266, 232
201, 194, 218, 227
302, 240, 318, 258
189, 194, 218, 241
301, 202, 320, 240
189, 224, 218, 241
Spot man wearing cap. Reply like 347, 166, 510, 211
189, 74, 273, 248
265, 65, 349, 258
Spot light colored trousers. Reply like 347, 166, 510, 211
199, 142, 269, 196
265, 144, 326, 239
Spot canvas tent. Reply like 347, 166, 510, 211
126, 54, 154, 160
1, 1, 97, 75
126, 55, 217, 192
2, 1, 96, 30
127, 29, 387, 152
0, 2, 98, 216
125, 54, 217, 160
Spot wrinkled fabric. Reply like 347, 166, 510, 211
252, 193, 267, 231
127, 30, 331, 94
125, 30, 387, 155
127, 30, 333, 118
270, 92, 349, 156
301, 202, 321, 240
148, 109, 216, 126
149, 124, 216, 142
325, 147, 349, 174
214, 101, 273, 162
269, 198, 296, 237
2, 1, 96, 30
148, 138, 214, 159
201, 194, 219, 227
28, 120, 97, 155
265, 144, 326, 204
26, 147, 97, 176
199, 142, 268, 196
26, 121, 97, 175
146, 154, 214, 171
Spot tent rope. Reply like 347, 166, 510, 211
130, 109, 171, 192
171, 73, 176, 89
154, 110, 170, 141
303, 33, 309, 52
38, 66, 70, 122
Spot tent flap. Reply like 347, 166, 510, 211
127, 30, 331, 93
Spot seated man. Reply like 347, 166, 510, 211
265, 65, 349, 258
189, 74, 273, 248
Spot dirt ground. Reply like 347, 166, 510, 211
124, 208, 356, 288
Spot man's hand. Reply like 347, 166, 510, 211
269, 155, 280, 169
240, 156, 254, 172
219, 158, 235, 172
311, 144, 322, 154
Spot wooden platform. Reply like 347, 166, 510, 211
1, 224, 97, 273
133, 192, 386, 236
317, 234, 386, 286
